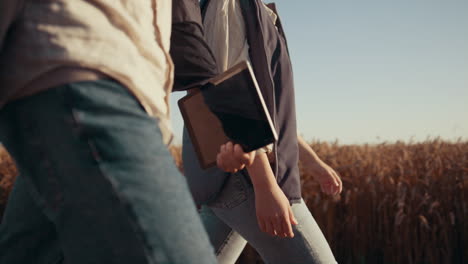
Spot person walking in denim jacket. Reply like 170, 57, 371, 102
0, 1, 217, 263
171, 0, 343, 263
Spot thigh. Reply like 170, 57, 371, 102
211, 187, 336, 264
200, 206, 247, 264
4, 80, 216, 264
66, 81, 217, 264
289, 200, 337, 264
182, 127, 228, 206
0, 175, 62, 264
0, 104, 61, 264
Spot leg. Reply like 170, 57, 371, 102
0, 175, 62, 264
0, 80, 217, 264
0, 102, 62, 264
210, 181, 337, 264
200, 205, 247, 264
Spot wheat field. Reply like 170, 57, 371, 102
298, 140, 467, 264
1, 140, 467, 264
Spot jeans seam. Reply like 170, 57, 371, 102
64, 84, 158, 264
16, 103, 64, 223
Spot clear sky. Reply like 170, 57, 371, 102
170, 0, 468, 145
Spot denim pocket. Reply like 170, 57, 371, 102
207, 171, 251, 209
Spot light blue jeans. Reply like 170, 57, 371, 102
0, 80, 217, 264
200, 173, 337, 264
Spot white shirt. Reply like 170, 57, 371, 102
203, 0, 276, 154
203, 0, 277, 73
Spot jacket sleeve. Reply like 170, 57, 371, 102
170, 0, 218, 92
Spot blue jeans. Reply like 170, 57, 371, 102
0, 80, 217, 264
200, 173, 337, 264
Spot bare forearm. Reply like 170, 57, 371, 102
297, 135, 321, 163
246, 153, 277, 190
297, 135, 343, 195
246, 153, 297, 238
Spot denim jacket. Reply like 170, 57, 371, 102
171, 0, 301, 204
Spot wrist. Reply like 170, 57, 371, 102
246, 153, 277, 191
252, 178, 278, 192
247, 166, 277, 190
302, 156, 323, 169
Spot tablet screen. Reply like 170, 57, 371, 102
201, 67, 276, 152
